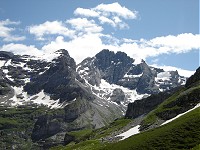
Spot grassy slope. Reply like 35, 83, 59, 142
142, 84, 200, 128
141, 87, 185, 127
51, 118, 131, 150
102, 107, 200, 150
0, 106, 64, 149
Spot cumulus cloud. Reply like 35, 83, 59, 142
74, 8, 99, 17
94, 2, 137, 19
29, 21, 75, 40
0, 19, 25, 42
67, 18, 103, 34
148, 33, 200, 53
40, 33, 200, 64
41, 34, 107, 63
0, 43, 42, 56
98, 16, 116, 27
1, 32, 199, 74
28, 2, 138, 42
74, 2, 138, 29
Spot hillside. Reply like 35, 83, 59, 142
50, 106, 200, 150
51, 66, 200, 150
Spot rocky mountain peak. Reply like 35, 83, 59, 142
94, 49, 134, 73
78, 49, 185, 94
53, 49, 76, 71
23, 49, 94, 103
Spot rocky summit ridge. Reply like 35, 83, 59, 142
0, 49, 186, 116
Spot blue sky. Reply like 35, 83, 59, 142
0, 0, 199, 76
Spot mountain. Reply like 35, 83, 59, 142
0, 49, 187, 149
77, 49, 185, 95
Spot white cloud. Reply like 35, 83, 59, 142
3, 36, 26, 42
0, 19, 25, 42
74, 8, 99, 17
98, 16, 116, 27
35, 33, 200, 65
148, 33, 200, 54
150, 64, 195, 77
74, 2, 138, 29
0, 43, 42, 56
29, 21, 75, 40
1, 31, 198, 75
41, 34, 109, 63
67, 18, 103, 34
94, 2, 137, 19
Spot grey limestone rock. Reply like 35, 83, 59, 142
111, 88, 125, 104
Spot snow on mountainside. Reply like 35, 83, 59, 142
0, 49, 186, 110
77, 49, 186, 108
0, 51, 60, 107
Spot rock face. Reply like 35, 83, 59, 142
111, 88, 125, 104
31, 115, 62, 142
94, 50, 134, 84
64, 133, 75, 145
78, 49, 185, 95
24, 49, 94, 103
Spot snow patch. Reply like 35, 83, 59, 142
124, 73, 143, 78
0, 60, 6, 67
116, 125, 140, 140
9, 86, 66, 109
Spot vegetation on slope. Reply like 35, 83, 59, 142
102, 106, 200, 150
51, 118, 131, 150
141, 84, 200, 130
51, 106, 200, 150
0, 105, 64, 149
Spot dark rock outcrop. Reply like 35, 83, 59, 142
31, 115, 62, 142
64, 133, 75, 145
0, 51, 14, 59
24, 49, 94, 103
125, 87, 182, 119
94, 49, 134, 84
